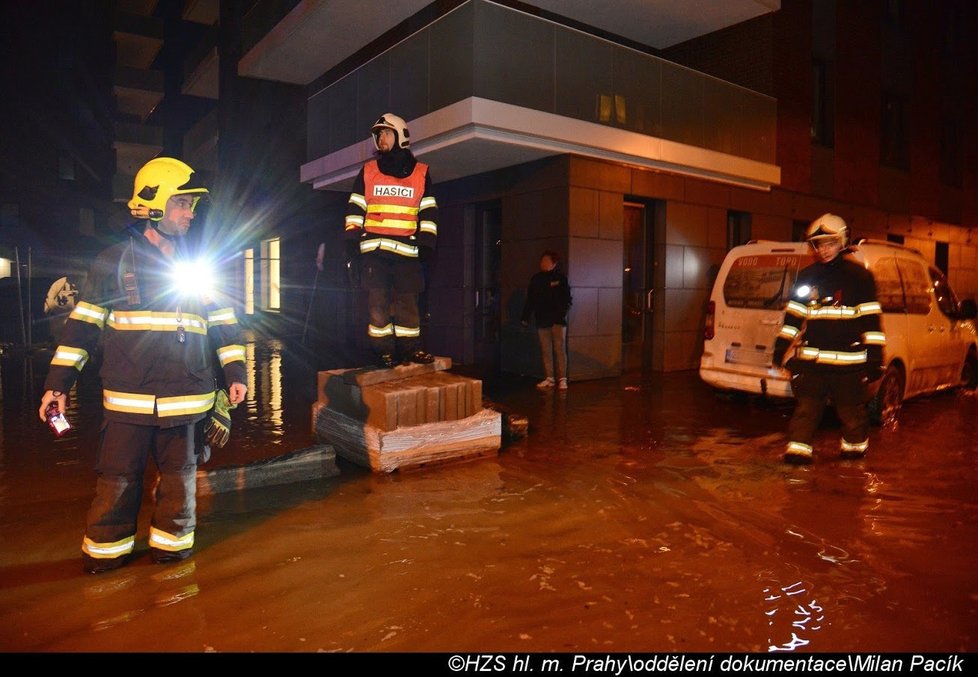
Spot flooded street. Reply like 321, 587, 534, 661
1, 339, 976, 653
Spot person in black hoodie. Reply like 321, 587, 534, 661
317, 113, 439, 368
521, 250, 572, 390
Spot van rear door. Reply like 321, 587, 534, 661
700, 243, 812, 396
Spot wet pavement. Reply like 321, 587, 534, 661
1, 338, 976, 653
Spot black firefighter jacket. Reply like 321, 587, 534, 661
44, 227, 246, 428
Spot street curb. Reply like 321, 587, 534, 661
196, 444, 339, 495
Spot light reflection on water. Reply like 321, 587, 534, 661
1, 342, 977, 651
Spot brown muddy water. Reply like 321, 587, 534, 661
1, 339, 976, 653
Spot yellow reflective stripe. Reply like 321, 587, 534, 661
796, 346, 867, 364
104, 390, 156, 414
149, 526, 195, 552
359, 239, 419, 257
366, 204, 419, 216
157, 392, 216, 417
108, 311, 207, 335
785, 300, 809, 319
368, 323, 394, 337
418, 220, 437, 235
70, 301, 109, 328
802, 303, 882, 319
82, 535, 135, 559
786, 441, 813, 456
207, 308, 237, 325
364, 217, 418, 231
807, 305, 858, 319
217, 344, 246, 366
862, 331, 887, 346
841, 438, 868, 452
51, 345, 89, 370
393, 324, 420, 338
777, 325, 800, 340
419, 196, 437, 210
349, 193, 367, 210
345, 215, 364, 229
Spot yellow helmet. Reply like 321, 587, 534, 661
371, 113, 410, 150
128, 157, 208, 221
806, 213, 848, 246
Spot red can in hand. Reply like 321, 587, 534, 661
46, 402, 72, 437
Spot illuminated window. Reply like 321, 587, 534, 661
260, 237, 280, 312
244, 248, 255, 315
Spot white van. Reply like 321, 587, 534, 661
699, 239, 978, 424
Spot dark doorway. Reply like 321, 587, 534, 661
474, 201, 502, 371
622, 200, 659, 372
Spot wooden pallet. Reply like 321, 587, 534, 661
312, 358, 500, 473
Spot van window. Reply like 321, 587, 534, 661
722, 254, 806, 309
929, 267, 959, 317
896, 258, 932, 314
871, 256, 906, 312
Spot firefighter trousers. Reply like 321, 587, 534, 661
787, 367, 870, 454
82, 420, 198, 563
362, 255, 424, 356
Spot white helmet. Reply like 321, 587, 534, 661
371, 113, 410, 150
806, 213, 848, 246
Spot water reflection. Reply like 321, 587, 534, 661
2, 345, 978, 651
763, 579, 824, 652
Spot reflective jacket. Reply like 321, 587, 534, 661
345, 157, 437, 258
43, 227, 246, 427
774, 253, 886, 371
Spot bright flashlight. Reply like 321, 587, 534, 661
171, 258, 216, 299
795, 285, 811, 299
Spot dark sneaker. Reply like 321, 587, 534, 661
151, 548, 193, 564
407, 350, 435, 365
377, 353, 397, 369
83, 554, 130, 574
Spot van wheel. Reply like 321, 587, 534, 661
959, 352, 978, 390
869, 365, 903, 427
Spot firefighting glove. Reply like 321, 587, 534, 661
345, 239, 361, 288
772, 337, 791, 368
865, 345, 884, 383
204, 389, 236, 449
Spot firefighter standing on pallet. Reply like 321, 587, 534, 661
37, 157, 247, 573
329, 113, 438, 368
772, 213, 886, 464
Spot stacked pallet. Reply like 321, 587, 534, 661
312, 357, 501, 473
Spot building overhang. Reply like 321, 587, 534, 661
240, 0, 779, 86
301, 97, 780, 192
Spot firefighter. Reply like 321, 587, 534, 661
37, 157, 247, 573
318, 113, 438, 368
772, 214, 886, 464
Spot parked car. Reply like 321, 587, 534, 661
699, 239, 978, 424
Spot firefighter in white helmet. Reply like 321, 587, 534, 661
38, 157, 247, 573
317, 113, 439, 368
772, 213, 886, 464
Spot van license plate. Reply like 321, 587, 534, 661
725, 348, 771, 367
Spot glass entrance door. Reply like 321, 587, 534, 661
622, 202, 655, 372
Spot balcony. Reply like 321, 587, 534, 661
300, 0, 778, 192
183, 27, 219, 100
112, 10, 163, 70
113, 65, 164, 121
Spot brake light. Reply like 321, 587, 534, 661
704, 300, 715, 340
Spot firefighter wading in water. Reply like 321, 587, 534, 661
319, 113, 438, 368
772, 213, 886, 464
38, 157, 247, 574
